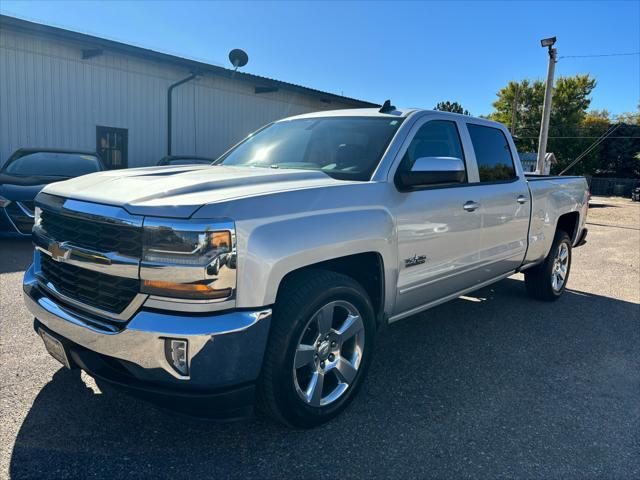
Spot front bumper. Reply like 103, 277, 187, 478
23, 264, 272, 417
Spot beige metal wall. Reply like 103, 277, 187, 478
0, 26, 358, 167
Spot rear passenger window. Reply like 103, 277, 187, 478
467, 124, 517, 182
400, 120, 466, 180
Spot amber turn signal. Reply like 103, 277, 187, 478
142, 280, 232, 300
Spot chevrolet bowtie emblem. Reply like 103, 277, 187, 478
48, 241, 71, 262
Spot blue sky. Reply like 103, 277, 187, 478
2, 1, 638, 116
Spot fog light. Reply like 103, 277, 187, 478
165, 339, 189, 376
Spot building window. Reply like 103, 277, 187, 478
96, 126, 128, 169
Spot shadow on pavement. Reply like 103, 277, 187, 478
588, 202, 621, 209
10, 278, 640, 479
0, 238, 33, 274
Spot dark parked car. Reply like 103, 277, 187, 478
632, 187, 640, 202
157, 155, 214, 166
0, 148, 104, 236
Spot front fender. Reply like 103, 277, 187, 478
235, 208, 396, 309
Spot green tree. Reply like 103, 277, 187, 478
566, 110, 611, 175
490, 79, 545, 150
490, 74, 598, 173
615, 104, 640, 125
598, 123, 640, 177
434, 101, 470, 115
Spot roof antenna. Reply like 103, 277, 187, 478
379, 99, 396, 113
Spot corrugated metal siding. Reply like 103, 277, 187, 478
0, 27, 358, 167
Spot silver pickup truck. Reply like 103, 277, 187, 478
23, 107, 588, 428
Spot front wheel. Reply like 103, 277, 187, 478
258, 270, 375, 428
525, 230, 572, 301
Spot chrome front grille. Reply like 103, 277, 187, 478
34, 193, 146, 321
39, 208, 142, 257
40, 254, 139, 314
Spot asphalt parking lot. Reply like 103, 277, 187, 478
1, 196, 639, 479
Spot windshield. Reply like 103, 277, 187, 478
216, 117, 403, 181
3, 152, 102, 177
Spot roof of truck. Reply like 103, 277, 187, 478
281, 108, 507, 129
283, 108, 418, 121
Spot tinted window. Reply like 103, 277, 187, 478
467, 124, 517, 182
399, 120, 466, 179
217, 117, 403, 181
3, 152, 102, 177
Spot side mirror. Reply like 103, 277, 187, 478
397, 156, 466, 190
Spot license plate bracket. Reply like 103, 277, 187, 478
39, 328, 71, 369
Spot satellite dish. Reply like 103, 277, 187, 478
229, 49, 249, 70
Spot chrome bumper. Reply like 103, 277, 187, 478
23, 264, 271, 390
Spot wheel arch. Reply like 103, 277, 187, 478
556, 211, 580, 243
276, 252, 386, 326
235, 207, 396, 316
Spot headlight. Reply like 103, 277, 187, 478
140, 220, 236, 301
143, 228, 231, 264
0, 195, 11, 208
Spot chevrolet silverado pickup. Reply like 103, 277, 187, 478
23, 106, 589, 428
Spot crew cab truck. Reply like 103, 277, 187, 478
23, 107, 589, 428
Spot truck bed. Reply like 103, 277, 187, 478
523, 174, 589, 266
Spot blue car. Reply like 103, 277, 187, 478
0, 148, 105, 237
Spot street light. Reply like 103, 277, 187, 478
540, 36, 557, 48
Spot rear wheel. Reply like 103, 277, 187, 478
525, 230, 572, 301
258, 270, 375, 428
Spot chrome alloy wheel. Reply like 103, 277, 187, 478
292, 300, 365, 407
551, 242, 569, 292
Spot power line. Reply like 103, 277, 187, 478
559, 52, 640, 59
559, 124, 622, 175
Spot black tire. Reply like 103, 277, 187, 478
257, 269, 376, 428
525, 230, 572, 301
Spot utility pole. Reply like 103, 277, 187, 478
510, 84, 519, 136
537, 36, 557, 174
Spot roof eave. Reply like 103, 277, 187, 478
0, 14, 378, 108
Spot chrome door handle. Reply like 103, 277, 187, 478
463, 201, 480, 212
517, 195, 528, 204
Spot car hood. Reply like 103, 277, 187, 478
40, 165, 348, 218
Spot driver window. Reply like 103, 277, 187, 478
401, 120, 466, 181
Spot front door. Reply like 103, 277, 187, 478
393, 117, 487, 318
96, 126, 128, 169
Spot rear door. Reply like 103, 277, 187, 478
464, 122, 530, 277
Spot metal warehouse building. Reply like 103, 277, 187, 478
0, 15, 375, 169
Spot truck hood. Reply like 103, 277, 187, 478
40, 165, 346, 218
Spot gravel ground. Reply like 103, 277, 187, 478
1, 196, 638, 479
